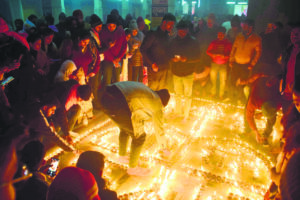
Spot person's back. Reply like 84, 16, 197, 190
113, 81, 164, 113
16, 175, 48, 200
249, 77, 281, 106
16, 140, 48, 200
280, 149, 300, 200
52, 79, 78, 105
47, 166, 100, 200
76, 151, 119, 200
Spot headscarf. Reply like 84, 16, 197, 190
54, 60, 77, 82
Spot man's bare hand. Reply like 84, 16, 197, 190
248, 64, 254, 70
255, 130, 265, 144
87, 72, 95, 79
152, 63, 159, 72
109, 40, 116, 48
172, 57, 180, 62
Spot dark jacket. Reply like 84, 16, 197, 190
5, 50, 43, 111
169, 34, 202, 76
280, 45, 300, 94
49, 79, 79, 135
16, 173, 49, 200
246, 77, 282, 133
52, 79, 78, 107
196, 25, 219, 67
95, 177, 119, 200
259, 30, 282, 65
281, 104, 300, 139
140, 27, 171, 70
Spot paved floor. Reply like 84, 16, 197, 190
44, 97, 280, 200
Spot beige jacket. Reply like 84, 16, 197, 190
230, 32, 262, 66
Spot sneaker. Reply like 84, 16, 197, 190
127, 167, 152, 176
262, 138, 269, 147
118, 155, 129, 165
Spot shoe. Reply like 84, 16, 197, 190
262, 138, 269, 147
118, 155, 129, 165
127, 167, 152, 176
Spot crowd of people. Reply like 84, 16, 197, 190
1, 7, 300, 200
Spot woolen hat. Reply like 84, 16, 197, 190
176, 19, 190, 29
90, 14, 102, 28
106, 14, 118, 25
47, 166, 100, 200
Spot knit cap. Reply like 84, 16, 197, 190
47, 166, 100, 200
106, 14, 118, 25
90, 14, 102, 28
176, 19, 190, 29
